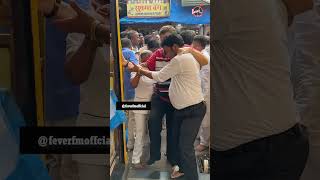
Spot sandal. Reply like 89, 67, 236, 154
170, 166, 184, 179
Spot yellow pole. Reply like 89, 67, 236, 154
115, 0, 128, 164
30, 0, 45, 127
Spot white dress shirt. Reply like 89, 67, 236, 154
152, 53, 204, 110
213, 0, 297, 150
131, 72, 156, 114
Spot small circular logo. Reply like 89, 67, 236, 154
192, 6, 204, 17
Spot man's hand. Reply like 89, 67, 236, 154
178, 47, 192, 55
53, 0, 95, 35
178, 47, 208, 66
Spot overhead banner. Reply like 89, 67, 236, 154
127, 0, 170, 18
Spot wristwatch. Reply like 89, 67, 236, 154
137, 66, 142, 76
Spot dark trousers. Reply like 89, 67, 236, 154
148, 94, 175, 163
173, 101, 206, 180
212, 124, 309, 180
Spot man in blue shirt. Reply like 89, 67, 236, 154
122, 38, 139, 100
121, 38, 139, 150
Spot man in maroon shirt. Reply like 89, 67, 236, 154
140, 26, 176, 167
141, 26, 209, 171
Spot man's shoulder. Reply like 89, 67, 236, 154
122, 48, 135, 55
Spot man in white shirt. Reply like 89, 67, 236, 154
289, 1, 320, 179
212, 0, 311, 179
128, 34, 207, 180
130, 50, 156, 168
192, 35, 210, 152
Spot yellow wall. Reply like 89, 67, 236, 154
0, 48, 11, 90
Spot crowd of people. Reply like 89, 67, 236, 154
121, 26, 210, 180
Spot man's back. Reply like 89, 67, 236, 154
213, 0, 297, 150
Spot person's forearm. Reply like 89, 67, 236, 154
130, 74, 141, 88
139, 68, 154, 80
65, 39, 98, 85
190, 49, 208, 66
122, 57, 128, 67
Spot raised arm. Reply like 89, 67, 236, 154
52, 1, 110, 44
127, 58, 180, 82
179, 47, 208, 67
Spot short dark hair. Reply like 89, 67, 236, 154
161, 34, 184, 48
127, 30, 138, 40
121, 38, 132, 48
147, 39, 161, 50
193, 35, 209, 48
159, 25, 176, 35
180, 30, 196, 45
144, 34, 153, 45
